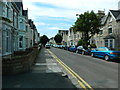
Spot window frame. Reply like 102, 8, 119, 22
104, 39, 115, 48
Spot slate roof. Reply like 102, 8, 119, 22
117, 14, 120, 20
15, 1, 23, 10
110, 10, 120, 21
28, 19, 34, 29
101, 15, 107, 25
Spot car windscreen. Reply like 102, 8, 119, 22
97, 48, 108, 51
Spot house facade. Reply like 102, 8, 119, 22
0, 1, 40, 57
91, 9, 120, 50
49, 37, 56, 45
67, 27, 82, 46
0, 1, 19, 56
67, 27, 74, 45
58, 30, 68, 45
16, 2, 27, 51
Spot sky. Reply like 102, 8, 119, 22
23, 0, 119, 38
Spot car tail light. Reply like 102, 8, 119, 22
110, 52, 117, 55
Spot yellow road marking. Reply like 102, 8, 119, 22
47, 49, 93, 90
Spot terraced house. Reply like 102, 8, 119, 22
65, 27, 82, 46
91, 1, 120, 50
58, 30, 68, 45
0, 0, 40, 57
0, 1, 19, 56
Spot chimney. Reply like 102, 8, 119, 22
118, 1, 120, 10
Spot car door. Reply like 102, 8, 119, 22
72, 46, 76, 51
70, 46, 74, 51
94, 48, 99, 56
97, 48, 103, 57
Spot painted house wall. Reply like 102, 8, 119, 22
58, 30, 68, 45
0, 2, 14, 56
18, 7, 26, 51
91, 12, 120, 50
0, 1, 39, 57
67, 28, 74, 46
73, 32, 82, 46
67, 28, 83, 46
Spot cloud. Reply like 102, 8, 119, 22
23, 2, 78, 19
48, 27, 61, 30
35, 22, 50, 26
23, 0, 119, 20
23, 0, 119, 38
23, 0, 118, 10
33, 16, 73, 31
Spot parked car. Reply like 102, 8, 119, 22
60, 45, 65, 49
64, 45, 70, 50
76, 46, 91, 55
68, 45, 77, 52
91, 47, 120, 61
45, 44, 50, 49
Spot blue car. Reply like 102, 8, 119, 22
68, 45, 77, 52
91, 47, 120, 61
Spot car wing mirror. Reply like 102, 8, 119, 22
95, 49, 98, 51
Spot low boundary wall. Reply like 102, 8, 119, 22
2, 48, 39, 75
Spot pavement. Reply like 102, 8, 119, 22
2, 48, 78, 89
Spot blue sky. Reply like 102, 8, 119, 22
23, 0, 119, 38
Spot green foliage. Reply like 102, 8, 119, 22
40, 35, 49, 46
73, 11, 101, 45
90, 43, 97, 48
77, 39, 86, 46
54, 34, 63, 44
57, 43, 62, 45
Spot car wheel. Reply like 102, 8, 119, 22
91, 53, 94, 57
104, 55, 110, 61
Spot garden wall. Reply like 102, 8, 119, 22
2, 48, 40, 75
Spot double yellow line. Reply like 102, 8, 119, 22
47, 49, 93, 90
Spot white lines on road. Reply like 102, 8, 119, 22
35, 63, 57, 66
34, 58, 62, 73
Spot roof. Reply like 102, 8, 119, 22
23, 10, 28, 16
14, 1, 24, 15
15, 1, 23, 10
100, 15, 107, 25
109, 10, 120, 21
117, 14, 120, 20
28, 19, 34, 29
101, 10, 120, 25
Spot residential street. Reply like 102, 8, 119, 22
2, 46, 119, 89
1, 1, 120, 90
50, 47, 119, 88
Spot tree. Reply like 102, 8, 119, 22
40, 35, 49, 46
73, 11, 101, 46
77, 39, 86, 46
54, 34, 63, 44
